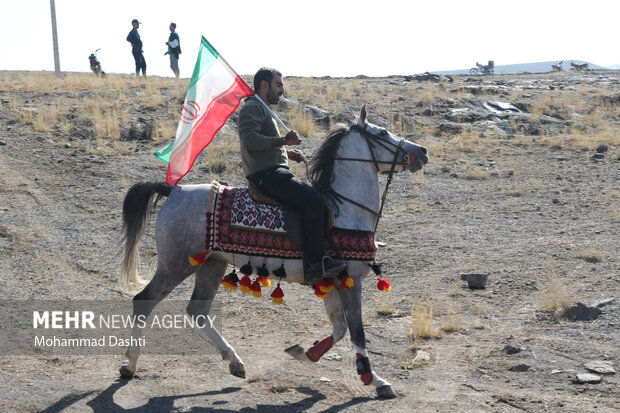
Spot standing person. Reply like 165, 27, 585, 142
126, 19, 146, 78
238, 67, 346, 284
165, 23, 181, 78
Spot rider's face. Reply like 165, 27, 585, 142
265, 75, 284, 105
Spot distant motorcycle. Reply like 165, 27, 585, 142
551, 61, 563, 72
469, 60, 494, 75
570, 62, 588, 71
88, 49, 105, 77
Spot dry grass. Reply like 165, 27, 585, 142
377, 297, 396, 317
408, 301, 440, 344
460, 166, 491, 180
286, 106, 315, 137
573, 250, 603, 263
439, 300, 461, 333
1, 70, 617, 166
537, 277, 575, 314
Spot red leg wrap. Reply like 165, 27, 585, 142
305, 335, 334, 362
356, 353, 373, 385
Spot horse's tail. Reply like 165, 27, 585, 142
119, 182, 172, 296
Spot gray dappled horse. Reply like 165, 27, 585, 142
119, 107, 428, 398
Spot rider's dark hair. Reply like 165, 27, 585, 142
253, 67, 281, 92
170, 22, 176, 29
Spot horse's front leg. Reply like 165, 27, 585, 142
337, 278, 397, 399
285, 288, 348, 362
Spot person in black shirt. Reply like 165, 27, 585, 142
126, 19, 146, 78
165, 23, 181, 78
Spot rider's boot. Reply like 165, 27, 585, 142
304, 256, 346, 285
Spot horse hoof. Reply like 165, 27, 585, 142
376, 385, 397, 399
119, 365, 135, 379
229, 362, 246, 379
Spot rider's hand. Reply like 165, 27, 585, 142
287, 149, 305, 163
283, 130, 302, 145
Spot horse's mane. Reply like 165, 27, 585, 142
309, 123, 350, 194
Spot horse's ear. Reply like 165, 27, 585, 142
358, 105, 367, 125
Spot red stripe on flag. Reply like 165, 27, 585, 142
166, 76, 253, 185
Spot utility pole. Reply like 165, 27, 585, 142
50, 0, 60, 74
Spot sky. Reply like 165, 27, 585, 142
1, 0, 618, 78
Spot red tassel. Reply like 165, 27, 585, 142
377, 277, 391, 292
221, 278, 236, 292
189, 252, 208, 266
270, 283, 284, 305
339, 275, 354, 290
257, 276, 271, 287
239, 274, 252, 294
314, 279, 334, 299
250, 279, 262, 298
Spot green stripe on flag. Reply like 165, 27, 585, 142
154, 141, 174, 164
189, 37, 219, 90
154, 36, 221, 165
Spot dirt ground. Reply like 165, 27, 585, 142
0, 70, 618, 412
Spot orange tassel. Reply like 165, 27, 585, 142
270, 283, 284, 305
377, 277, 391, 292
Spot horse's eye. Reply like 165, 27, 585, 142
379, 130, 388, 136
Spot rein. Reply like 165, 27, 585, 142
328, 124, 411, 234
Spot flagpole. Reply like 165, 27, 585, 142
254, 95, 290, 132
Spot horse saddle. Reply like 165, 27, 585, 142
247, 180, 334, 250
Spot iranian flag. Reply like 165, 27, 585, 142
155, 36, 254, 185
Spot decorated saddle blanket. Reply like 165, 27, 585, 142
206, 186, 377, 260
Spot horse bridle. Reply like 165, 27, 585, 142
328, 124, 413, 234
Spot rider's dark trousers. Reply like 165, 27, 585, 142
249, 167, 326, 268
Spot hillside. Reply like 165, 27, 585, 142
435, 60, 606, 75
0, 69, 618, 412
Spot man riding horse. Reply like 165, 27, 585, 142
238, 68, 346, 284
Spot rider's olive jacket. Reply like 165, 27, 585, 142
238, 97, 288, 177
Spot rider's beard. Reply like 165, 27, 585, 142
266, 87, 281, 105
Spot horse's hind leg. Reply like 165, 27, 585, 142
187, 258, 246, 379
285, 289, 347, 362
119, 268, 188, 378
337, 278, 397, 399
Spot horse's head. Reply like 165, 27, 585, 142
353, 106, 428, 174
309, 107, 428, 196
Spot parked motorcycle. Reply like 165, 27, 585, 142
88, 49, 105, 77
469, 60, 494, 75
570, 61, 588, 71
